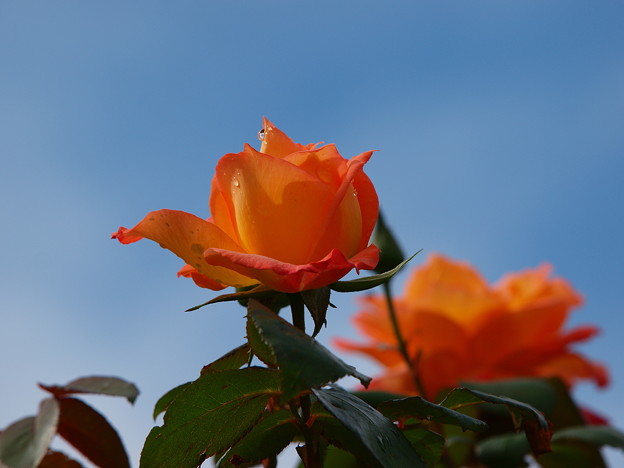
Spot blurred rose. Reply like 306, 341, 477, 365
113, 119, 379, 293
335, 254, 608, 398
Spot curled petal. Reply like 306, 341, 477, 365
352, 170, 379, 252
112, 209, 257, 288
559, 325, 601, 346
535, 352, 610, 388
259, 117, 317, 158
177, 264, 227, 291
204, 244, 379, 293
309, 150, 377, 261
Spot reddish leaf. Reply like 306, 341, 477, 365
38, 450, 84, 468
523, 419, 552, 456
56, 398, 130, 468
39, 377, 139, 404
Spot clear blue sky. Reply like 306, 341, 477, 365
1, 1, 623, 466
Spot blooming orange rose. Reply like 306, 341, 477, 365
335, 254, 608, 398
113, 119, 379, 293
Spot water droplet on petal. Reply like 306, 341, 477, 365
353, 189, 358, 197
233, 177, 240, 188
257, 128, 265, 141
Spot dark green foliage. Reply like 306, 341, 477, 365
140, 368, 279, 468
312, 387, 426, 468
247, 300, 371, 401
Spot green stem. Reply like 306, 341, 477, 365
288, 293, 321, 468
382, 281, 427, 397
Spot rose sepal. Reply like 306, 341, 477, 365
330, 251, 421, 293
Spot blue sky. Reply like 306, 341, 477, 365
1, 1, 623, 466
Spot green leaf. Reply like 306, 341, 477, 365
246, 311, 277, 367
301, 286, 331, 337
464, 377, 584, 430
216, 410, 297, 467
538, 444, 606, 468
477, 429, 610, 468
201, 343, 252, 374
0, 398, 59, 468
475, 432, 529, 468
402, 428, 445, 467
247, 300, 371, 401
372, 210, 405, 274
462, 378, 556, 416
552, 425, 624, 450
441, 387, 549, 431
378, 396, 488, 432
321, 445, 361, 468
312, 387, 426, 468
330, 251, 421, 293
532, 425, 623, 468
39, 376, 139, 404
538, 430, 609, 468
56, 398, 130, 468
140, 368, 280, 468
441, 387, 551, 456
152, 382, 191, 420
351, 391, 406, 408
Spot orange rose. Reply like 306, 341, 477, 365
113, 118, 379, 293
335, 254, 608, 398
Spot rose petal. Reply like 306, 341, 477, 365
259, 117, 317, 158
418, 349, 466, 398
366, 364, 414, 395
203, 244, 379, 293
351, 295, 402, 345
112, 209, 257, 288
177, 264, 227, 291
497, 264, 583, 311
534, 352, 609, 387
352, 170, 379, 252
209, 174, 241, 246
404, 254, 504, 328
215, 145, 338, 265
332, 338, 403, 367
283, 144, 346, 188
308, 151, 376, 261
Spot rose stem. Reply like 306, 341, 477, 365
288, 293, 321, 468
382, 281, 428, 397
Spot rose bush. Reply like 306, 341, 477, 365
335, 254, 609, 398
113, 119, 379, 293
